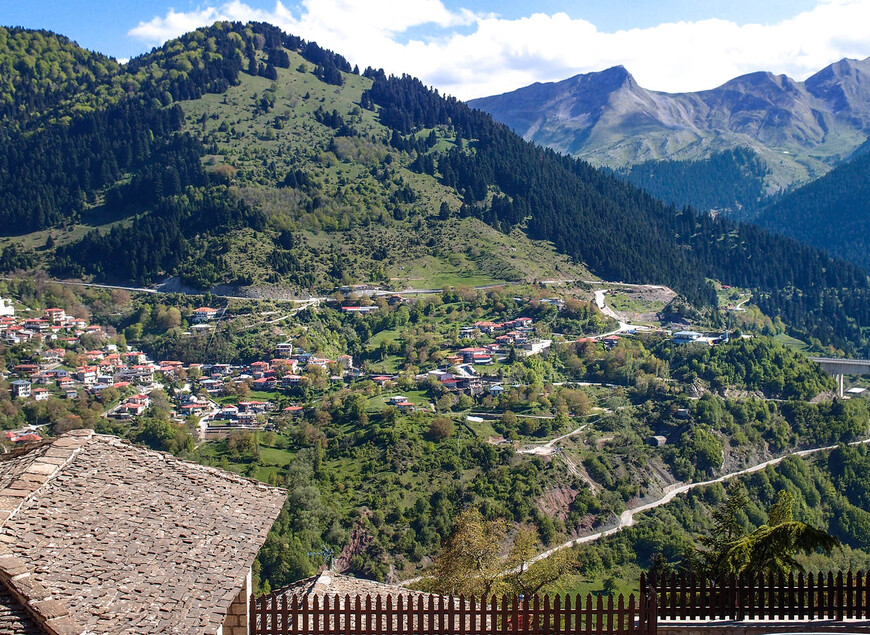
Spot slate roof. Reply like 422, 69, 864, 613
274, 572, 434, 603
0, 585, 40, 634
0, 430, 286, 634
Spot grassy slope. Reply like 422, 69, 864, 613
2, 43, 591, 292
176, 53, 592, 291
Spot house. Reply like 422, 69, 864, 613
473, 321, 502, 334
32, 388, 49, 402
75, 366, 98, 385
340, 305, 379, 314
13, 433, 42, 444
128, 393, 151, 407
191, 323, 214, 336
193, 307, 219, 323
602, 335, 621, 350
520, 339, 552, 356
0, 430, 285, 634
24, 319, 50, 333
39, 348, 64, 363
117, 402, 147, 417
43, 308, 66, 325
217, 405, 240, 420
0, 298, 13, 317
122, 351, 148, 365
64, 388, 78, 399
250, 361, 270, 377
673, 331, 703, 344
13, 364, 38, 377
275, 342, 294, 356
337, 354, 354, 370
281, 374, 303, 387
253, 377, 278, 390
10, 381, 31, 398
489, 384, 505, 396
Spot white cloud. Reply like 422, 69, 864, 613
128, 0, 870, 100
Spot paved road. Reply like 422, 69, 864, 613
399, 436, 870, 586
525, 436, 870, 565
3, 277, 325, 303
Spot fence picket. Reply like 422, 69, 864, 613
847, 571, 854, 620
297, 594, 304, 635
554, 595, 561, 634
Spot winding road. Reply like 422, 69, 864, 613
517, 422, 593, 456
594, 289, 652, 337
525, 437, 870, 565
400, 436, 870, 586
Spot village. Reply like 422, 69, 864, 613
0, 288, 744, 447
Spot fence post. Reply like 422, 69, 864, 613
847, 571, 854, 620
836, 571, 844, 621
250, 593, 257, 635
294, 594, 301, 635
797, 572, 805, 621
556, 595, 563, 634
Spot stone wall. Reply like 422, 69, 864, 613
222, 568, 252, 635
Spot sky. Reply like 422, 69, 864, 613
2, 0, 870, 100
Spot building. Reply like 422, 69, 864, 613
193, 307, 219, 323
520, 339, 552, 356
275, 342, 294, 356
274, 571, 435, 605
9, 381, 31, 399
43, 308, 65, 325
0, 430, 285, 634
673, 331, 703, 344
0, 298, 13, 317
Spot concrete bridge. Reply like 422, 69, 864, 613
810, 357, 870, 397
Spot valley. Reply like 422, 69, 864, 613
0, 19, 870, 609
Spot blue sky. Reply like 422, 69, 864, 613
1, 0, 868, 99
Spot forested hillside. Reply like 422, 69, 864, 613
582, 445, 870, 584
617, 148, 769, 216
752, 150, 870, 272
0, 23, 868, 355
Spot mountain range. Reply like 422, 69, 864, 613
469, 58, 870, 192
0, 23, 868, 356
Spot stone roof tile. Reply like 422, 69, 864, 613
0, 432, 286, 634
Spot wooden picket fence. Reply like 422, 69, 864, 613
643, 570, 870, 621
252, 592, 658, 635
